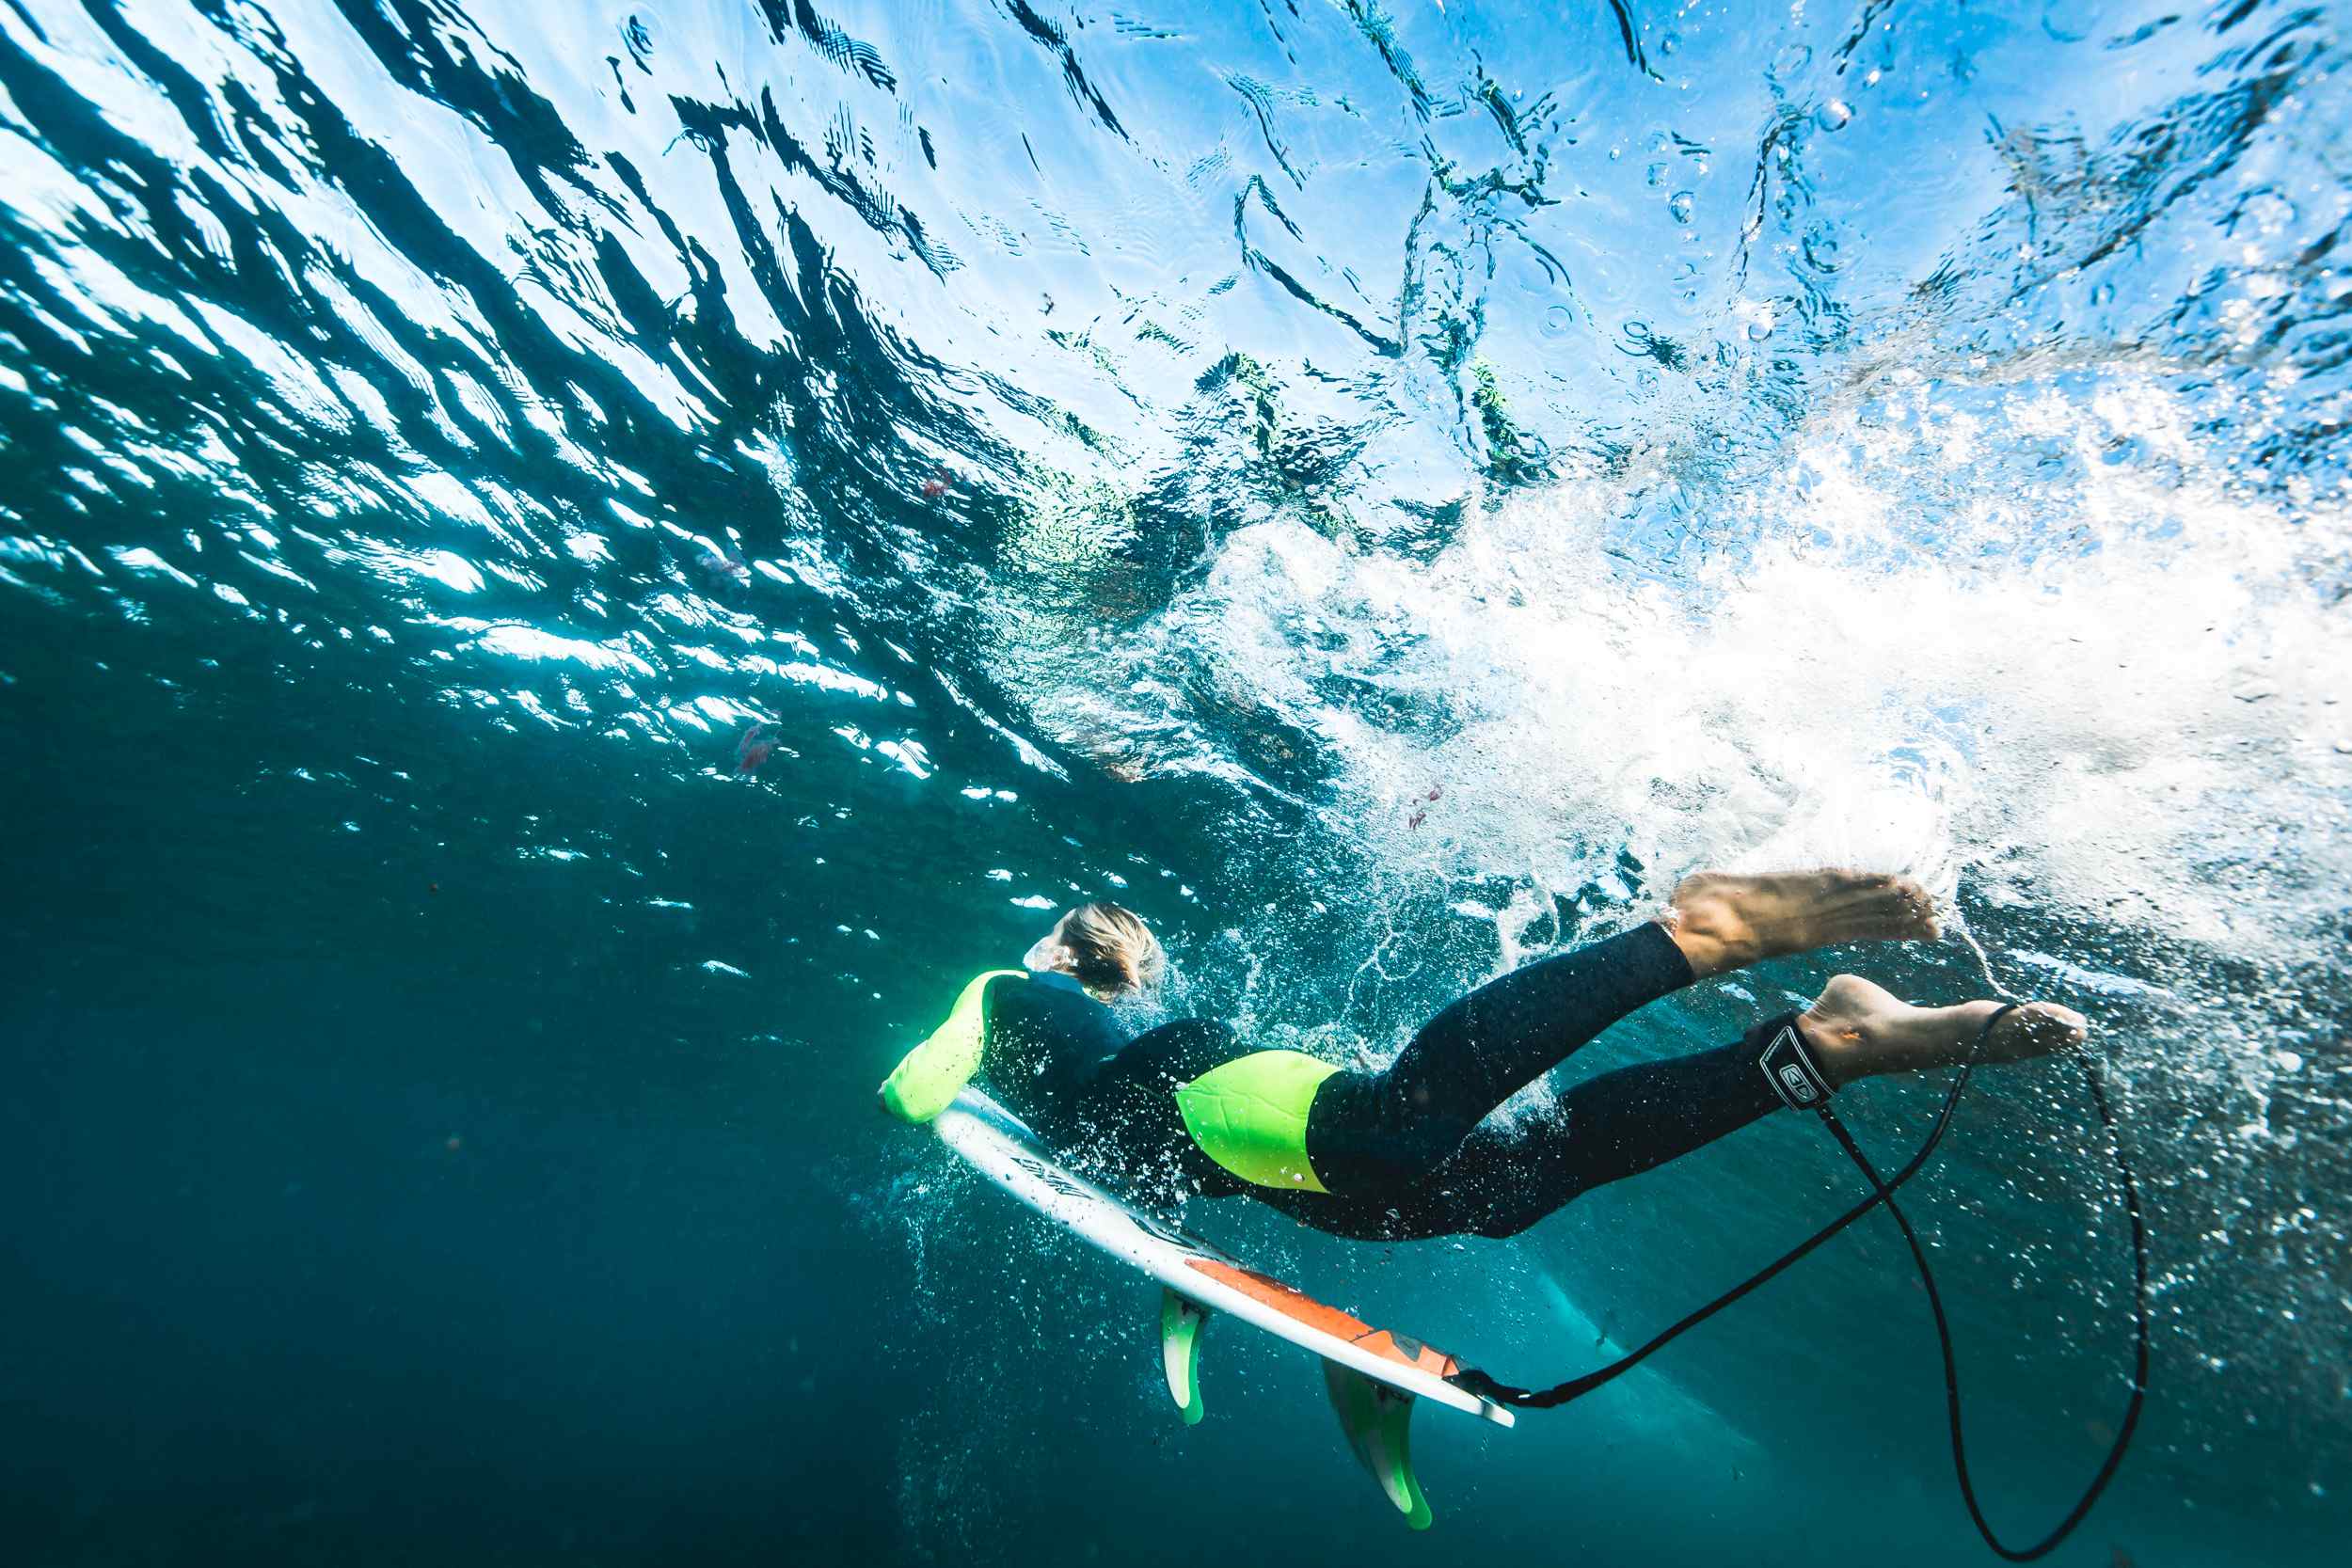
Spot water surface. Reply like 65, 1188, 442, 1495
2, 2, 2347, 1563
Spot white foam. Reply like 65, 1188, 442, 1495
1153, 369, 2349, 991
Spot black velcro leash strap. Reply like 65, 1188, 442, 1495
1758, 1017, 1836, 1111
1450, 1005, 2151, 1564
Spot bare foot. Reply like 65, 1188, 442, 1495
1795, 974, 2087, 1088
1661, 870, 1942, 980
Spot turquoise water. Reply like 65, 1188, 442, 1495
2, 0, 2347, 1561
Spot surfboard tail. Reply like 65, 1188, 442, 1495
938, 1091, 1503, 1530
1152, 1291, 1436, 1529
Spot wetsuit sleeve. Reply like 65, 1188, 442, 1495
879, 970, 1024, 1122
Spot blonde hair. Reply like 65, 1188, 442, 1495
1059, 902, 1165, 995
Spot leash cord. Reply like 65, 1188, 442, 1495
1451, 1006, 2152, 1561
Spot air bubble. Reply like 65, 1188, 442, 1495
1771, 44, 1812, 80
1803, 221, 1846, 272
2041, 6, 2090, 43
622, 11, 660, 65
2243, 191, 2298, 235
1669, 191, 1695, 225
1816, 99, 1852, 131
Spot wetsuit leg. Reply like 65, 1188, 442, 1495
1263, 1014, 1792, 1241
1305, 921, 1694, 1193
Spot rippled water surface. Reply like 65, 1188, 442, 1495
3, 2, 2347, 1563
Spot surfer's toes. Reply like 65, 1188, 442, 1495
1986, 1001, 2087, 1065
1802, 870, 1940, 945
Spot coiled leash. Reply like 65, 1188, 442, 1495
1450, 1005, 2152, 1561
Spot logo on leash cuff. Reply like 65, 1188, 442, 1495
1759, 1022, 1835, 1111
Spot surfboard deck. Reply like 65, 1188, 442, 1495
930, 1087, 1511, 1528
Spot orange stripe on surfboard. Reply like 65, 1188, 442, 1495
1184, 1259, 1461, 1377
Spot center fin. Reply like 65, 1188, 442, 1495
1324, 1363, 1433, 1530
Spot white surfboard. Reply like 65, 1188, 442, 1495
931, 1087, 1512, 1528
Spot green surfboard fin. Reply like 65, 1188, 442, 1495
1159, 1291, 1207, 1425
1324, 1363, 1432, 1530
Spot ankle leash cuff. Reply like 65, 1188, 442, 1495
1758, 1017, 1835, 1112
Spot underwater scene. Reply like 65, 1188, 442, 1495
2, 1, 2346, 1563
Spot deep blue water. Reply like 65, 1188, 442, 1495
2, 2, 2347, 1563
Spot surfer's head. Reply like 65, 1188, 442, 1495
1024, 901, 1165, 997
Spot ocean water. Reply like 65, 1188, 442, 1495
2, 0, 2346, 1562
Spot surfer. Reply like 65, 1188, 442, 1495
882, 873, 2085, 1241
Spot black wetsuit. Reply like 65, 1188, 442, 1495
978, 924, 1797, 1241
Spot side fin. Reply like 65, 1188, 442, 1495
1159, 1291, 1207, 1425
1324, 1363, 1432, 1530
